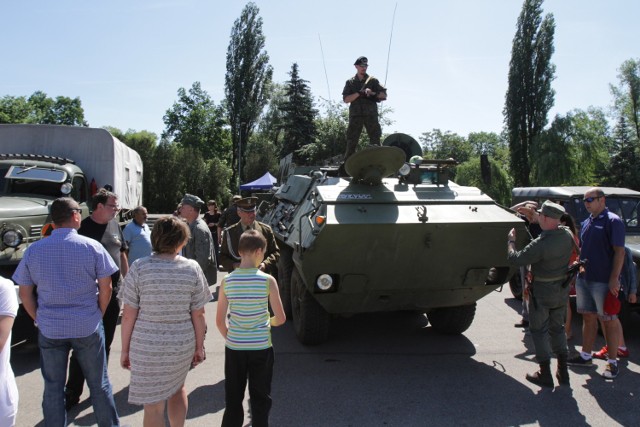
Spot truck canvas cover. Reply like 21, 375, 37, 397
0, 124, 143, 209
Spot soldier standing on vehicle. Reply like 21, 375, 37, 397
219, 197, 279, 275
342, 56, 387, 162
568, 188, 627, 379
507, 201, 574, 388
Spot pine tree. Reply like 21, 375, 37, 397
280, 63, 318, 161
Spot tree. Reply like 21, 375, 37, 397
162, 82, 229, 161
530, 114, 576, 186
604, 116, 640, 189
0, 91, 87, 126
610, 58, 640, 143
298, 99, 348, 165
420, 129, 472, 163
504, 0, 556, 186
224, 2, 273, 187
456, 158, 513, 206
258, 83, 287, 154
147, 139, 182, 213
280, 63, 317, 161
0, 95, 30, 123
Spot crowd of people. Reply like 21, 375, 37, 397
507, 187, 637, 387
6, 188, 285, 426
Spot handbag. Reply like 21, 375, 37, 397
603, 291, 621, 316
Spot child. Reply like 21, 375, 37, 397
216, 229, 286, 427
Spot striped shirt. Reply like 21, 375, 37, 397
223, 268, 271, 350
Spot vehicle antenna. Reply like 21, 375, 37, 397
318, 34, 332, 100
384, 3, 398, 87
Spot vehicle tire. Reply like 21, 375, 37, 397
278, 246, 294, 317
290, 267, 330, 345
509, 273, 523, 300
428, 303, 476, 335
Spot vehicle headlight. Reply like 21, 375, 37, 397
316, 274, 334, 291
60, 182, 73, 195
2, 229, 23, 248
399, 163, 411, 176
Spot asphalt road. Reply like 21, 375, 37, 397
10, 283, 640, 426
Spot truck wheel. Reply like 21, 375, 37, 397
509, 273, 523, 300
428, 303, 476, 335
290, 268, 330, 345
278, 246, 294, 317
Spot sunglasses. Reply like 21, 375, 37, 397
583, 196, 602, 203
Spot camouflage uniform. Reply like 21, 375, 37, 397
342, 73, 387, 160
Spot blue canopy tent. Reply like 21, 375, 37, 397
239, 172, 277, 191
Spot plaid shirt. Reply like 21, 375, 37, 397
12, 228, 118, 339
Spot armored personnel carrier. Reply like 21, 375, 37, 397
258, 134, 526, 344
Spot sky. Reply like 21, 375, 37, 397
1, 1, 638, 142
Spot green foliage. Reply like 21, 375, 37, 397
203, 157, 233, 204
610, 58, 640, 143
258, 83, 286, 154
280, 63, 318, 161
298, 99, 348, 165
455, 158, 513, 206
603, 116, 640, 189
162, 82, 229, 161
420, 129, 472, 163
530, 114, 576, 185
146, 139, 182, 213
0, 91, 87, 126
243, 136, 279, 186
504, 0, 556, 186
225, 2, 273, 186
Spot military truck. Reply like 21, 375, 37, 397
510, 186, 640, 326
0, 124, 143, 306
257, 133, 526, 344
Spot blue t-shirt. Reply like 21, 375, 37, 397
123, 220, 152, 265
579, 208, 625, 283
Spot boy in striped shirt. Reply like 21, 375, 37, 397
216, 229, 286, 427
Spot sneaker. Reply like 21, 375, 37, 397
593, 345, 630, 359
602, 362, 619, 379
567, 355, 593, 367
592, 345, 609, 360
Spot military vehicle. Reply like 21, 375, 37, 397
257, 133, 527, 344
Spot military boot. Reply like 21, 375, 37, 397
556, 354, 570, 386
526, 362, 554, 388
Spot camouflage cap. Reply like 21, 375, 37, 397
354, 56, 368, 66
236, 197, 258, 212
181, 193, 205, 208
537, 200, 565, 219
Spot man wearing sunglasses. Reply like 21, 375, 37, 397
342, 56, 387, 164
568, 188, 626, 379
65, 188, 129, 409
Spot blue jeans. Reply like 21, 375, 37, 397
38, 323, 119, 427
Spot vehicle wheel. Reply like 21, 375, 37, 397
509, 273, 523, 300
428, 303, 476, 335
290, 268, 330, 345
278, 246, 294, 317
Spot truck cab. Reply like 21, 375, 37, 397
0, 154, 90, 275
